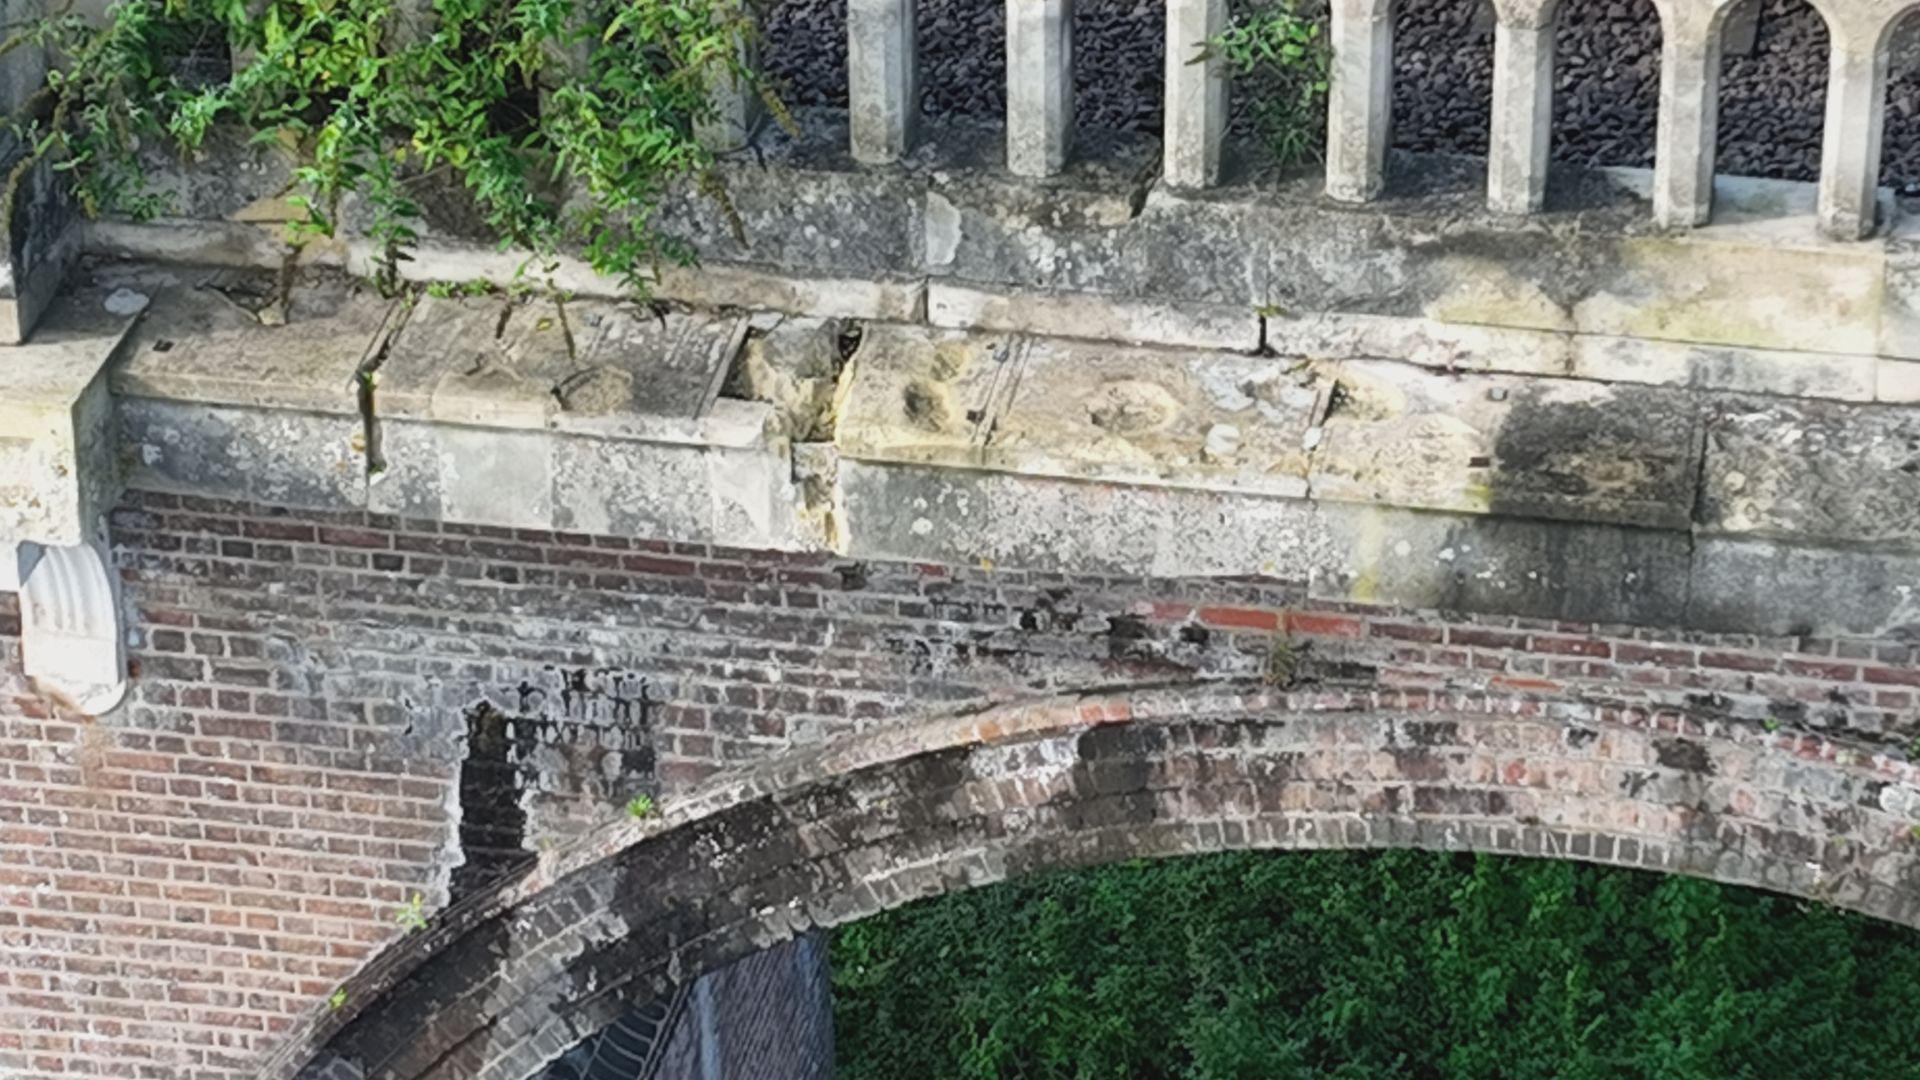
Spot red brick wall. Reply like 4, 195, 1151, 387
2, 490, 1916, 1078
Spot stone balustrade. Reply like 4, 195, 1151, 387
713, 0, 1912, 240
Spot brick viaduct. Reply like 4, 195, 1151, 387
4, 0, 1920, 1076
3, 493, 1918, 1077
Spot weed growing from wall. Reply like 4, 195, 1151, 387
1210, 0, 1331, 166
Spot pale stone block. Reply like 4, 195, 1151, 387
1006, 0, 1074, 177
1164, 0, 1227, 189
849, 0, 918, 163
1879, 358, 1920, 402
928, 281, 1260, 352
17, 539, 126, 715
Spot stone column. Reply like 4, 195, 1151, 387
1007, 0, 1075, 176
695, 2, 762, 154
1652, 9, 1720, 228
849, 0, 919, 164
1816, 21, 1888, 241
1165, 0, 1228, 189
1325, 0, 1393, 202
1486, 14, 1554, 215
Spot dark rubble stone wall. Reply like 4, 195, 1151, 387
760, 0, 1920, 190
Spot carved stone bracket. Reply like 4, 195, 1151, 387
13, 539, 126, 713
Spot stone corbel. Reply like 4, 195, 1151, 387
7, 538, 127, 713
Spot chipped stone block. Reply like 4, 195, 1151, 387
0, 295, 132, 546
378, 294, 741, 430
990, 337, 1318, 499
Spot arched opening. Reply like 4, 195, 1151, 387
1882, 9, 1920, 204
1716, 0, 1829, 182
281, 687, 1920, 1080
1389, 0, 1496, 189
1550, 0, 1661, 170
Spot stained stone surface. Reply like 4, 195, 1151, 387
1697, 397, 1920, 547
1311, 360, 1701, 529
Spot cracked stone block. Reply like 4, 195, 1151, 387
102, 262, 397, 415
377, 293, 743, 429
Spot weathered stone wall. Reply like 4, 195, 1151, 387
2, 491, 1916, 1078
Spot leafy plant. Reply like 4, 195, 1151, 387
625, 792, 655, 819
1209, 0, 1331, 167
328, 986, 348, 1009
1, 0, 773, 297
393, 891, 429, 932
834, 850, 1920, 1078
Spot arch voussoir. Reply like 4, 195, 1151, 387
270, 686, 1920, 1080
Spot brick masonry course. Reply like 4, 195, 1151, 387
2, 490, 1918, 1078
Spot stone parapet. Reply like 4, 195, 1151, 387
87, 114, 1920, 407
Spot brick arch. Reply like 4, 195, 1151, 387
271, 685, 1920, 1080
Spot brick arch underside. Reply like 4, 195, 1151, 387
281, 686, 1920, 1080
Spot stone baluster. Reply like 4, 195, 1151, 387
1325, 0, 1393, 202
849, 0, 919, 163
1165, 0, 1228, 189
1652, 4, 1721, 228
1486, 4, 1554, 215
1816, 17, 1888, 241
1007, 0, 1075, 176
695, 1, 762, 153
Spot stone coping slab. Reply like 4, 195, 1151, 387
99, 261, 398, 416
376, 293, 747, 436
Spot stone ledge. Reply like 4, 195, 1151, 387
34, 263, 1920, 639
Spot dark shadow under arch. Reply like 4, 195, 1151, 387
273, 685, 1920, 1080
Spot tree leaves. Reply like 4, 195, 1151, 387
833, 851, 1920, 1079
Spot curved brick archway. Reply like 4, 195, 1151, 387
274, 685, 1920, 1080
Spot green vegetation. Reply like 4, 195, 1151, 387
1210, 0, 1331, 167
392, 890, 428, 932
3, 0, 771, 293
624, 792, 655, 819
833, 850, 1920, 1078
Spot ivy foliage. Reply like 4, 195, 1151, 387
2, 0, 772, 293
1210, 0, 1331, 167
833, 850, 1920, 1078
